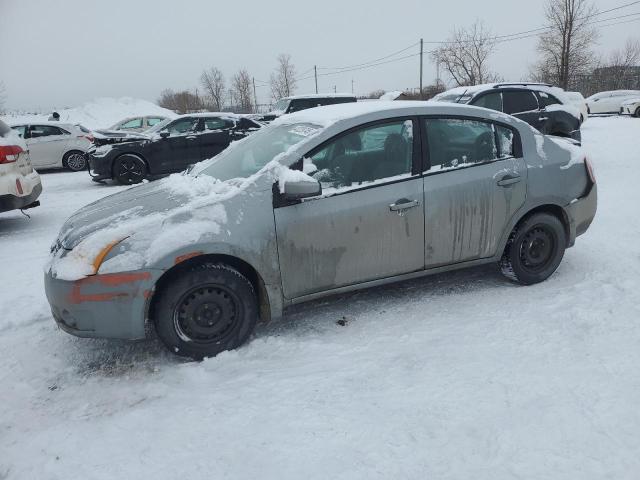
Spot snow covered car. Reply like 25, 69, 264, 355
106, 115, 169, 133
586, 90, 640, 115
87, 113, 262, 184
0, 120, 42, 214
260, 94, 357, 122
9, 122, 94, 171
45, 102, 597, 359
434, 83, 582, 141
620, 97, 640, 117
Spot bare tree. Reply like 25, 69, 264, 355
604, 38, 640, 89
232, 69, 254, 113
157, 88, 203, 114
270, 54, 297, 101
200, 67, 226, 111
431, 20, 499, 87
533, 0, 599, 89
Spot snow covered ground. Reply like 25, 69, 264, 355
1, 97, 176, 130
1, 117, 639, 479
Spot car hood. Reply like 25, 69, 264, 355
58, 181, 182, 249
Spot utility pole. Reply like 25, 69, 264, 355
351, 79, 354, 94
314, 65, 318, 94
333, 85, 337, 93
252, 77, 258, 113
419, 38, 424, 100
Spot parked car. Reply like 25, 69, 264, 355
620, 97, 640, 117
564, 91, 589, 122
586, 90, 640, 114
434, 83, 582, 141
9, 122, 93, 171
45, 101, 597, 359
87, 113, 262, 184
0, 120, 42, 214
261, 94, 357, 122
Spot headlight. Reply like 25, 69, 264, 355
92, 146, 112, 157
92, 238, 126, 273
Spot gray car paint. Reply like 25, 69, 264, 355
44, 102, 597, 340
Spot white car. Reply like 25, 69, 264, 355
0, 120, 42, 214
108, 115, 169, 133
586, 90, 640, 115
620, 97, 640, 117
565, 92, 589, 123
9, 122, 94, 171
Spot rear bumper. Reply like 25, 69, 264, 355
565, 181, 597, 247
0, 182, 42, 213
44, 269, 159, 340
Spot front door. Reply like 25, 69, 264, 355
422, 117, 526, 267
274, 118, 425, 299
152, 117, 201, 173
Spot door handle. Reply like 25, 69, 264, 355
497, 174, 521, 187
186, 135, 197, 140
389, 198, 420, 214
539, 116, 549, 121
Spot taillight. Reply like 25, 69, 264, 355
78, 134, 95, 143
584, 157, 596, 184
0, 145, 23, 164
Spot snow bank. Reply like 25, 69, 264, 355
1, 97, 176, 130
379, 90, 403, 101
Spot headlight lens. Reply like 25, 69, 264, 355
92, 238, 126, 273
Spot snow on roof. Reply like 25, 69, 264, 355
272, 100, 476, 128
379, 91, 404, 101
435, 82, 574, 105
282, 93, 356, 100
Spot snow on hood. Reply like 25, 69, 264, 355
47, 159, 301, 281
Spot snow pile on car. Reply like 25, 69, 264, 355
1, 97, 176, 130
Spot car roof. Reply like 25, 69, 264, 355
436, 82, 572, 103
282, 93, 356, 100
8, 121, 79, 128
273, 100, 523, 130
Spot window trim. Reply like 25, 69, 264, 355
420, 114, 522, 177
278, 116, 422, 204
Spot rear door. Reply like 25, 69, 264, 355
421, 117, 526, 267
198, 117, 233, 161
503, 90, 543, 131
25, 125, 68, 168
274, 118, 424, 299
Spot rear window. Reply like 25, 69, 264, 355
0, 121, 11, 137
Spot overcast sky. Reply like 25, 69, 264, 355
0, 0, 636, 110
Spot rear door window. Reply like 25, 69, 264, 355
423, 118, 498, 171
472, 92, 503, 111
29, 125, 65, 138
147, 117, 164, 127
203, 117, 230, 130
502, 91, 539, 114
164, 118, 199, 135
536, 91, 562, 108
120, 118, 143, 129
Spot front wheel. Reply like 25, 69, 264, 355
154, 263, 258, 359
114, 154, 147, 185
635, 107, 640, 118
500, 213, 566, 285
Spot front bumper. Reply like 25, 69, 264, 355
0, 182, 42, 213
620, 106, 637, 116
44, 269, 159, 340
565, 181, 597, 247
87, 151, 115, 181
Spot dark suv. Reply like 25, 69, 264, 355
87, 114, 261, 184
435, 83, 582, 142
261, 94, 357, 122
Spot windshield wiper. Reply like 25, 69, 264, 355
455, 89, 469, 104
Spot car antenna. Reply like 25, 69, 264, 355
455, 88, 469, 104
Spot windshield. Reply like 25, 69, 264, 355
272, 99, 290, 112
144, 117, 173, 134
192, 123, 321, 181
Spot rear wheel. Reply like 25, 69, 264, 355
154, 263, 258, 359
500, 213, 566, 285
635, 107, 640, 118
62, 151, 87, 171
114, 154, 147, 184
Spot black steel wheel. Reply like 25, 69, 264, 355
63, 151, 87, 171
154, 263, 258, 359
500, 213, 566, 285
114, 154, 147, 185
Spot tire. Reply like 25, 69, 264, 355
154, 263, 258, 360
500, 213, 566, 285
113, 154, 147, 185
62, 151, 87, 172
635, 107, 640, 118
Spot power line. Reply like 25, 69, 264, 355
317, 42, 419, 71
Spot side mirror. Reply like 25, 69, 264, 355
159, 131, 170, 138
282, 180, 322, 200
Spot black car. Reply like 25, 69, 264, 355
260, 94, 357, 122
87, 114, 261, 184
435, 83, 582, 142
